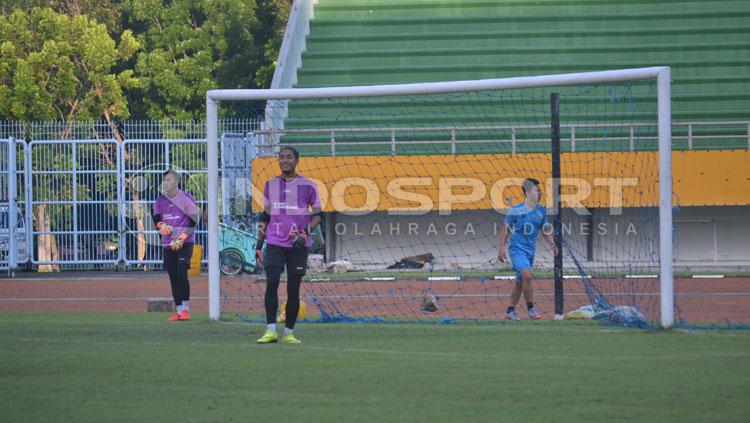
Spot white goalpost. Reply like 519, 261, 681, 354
206, 67, 673, 328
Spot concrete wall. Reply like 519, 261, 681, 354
673, 206, 750, 267
328, 206, 749, 271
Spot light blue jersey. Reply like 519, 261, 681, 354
504, 202, 549, 257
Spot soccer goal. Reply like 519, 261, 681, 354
206, 67, 674, 328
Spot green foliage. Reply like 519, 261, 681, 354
254, 0, 291, 88
0, 0, 127, 35
0, 7, 140, 121
128, 0, 282, 119
0, 1, 291, 120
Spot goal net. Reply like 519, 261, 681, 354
206, 68, 676, 328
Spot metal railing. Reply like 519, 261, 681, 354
0, 118, 745, 269
255, 120, 750, 156
122, 139, 209, 266
28, 139, 121, 265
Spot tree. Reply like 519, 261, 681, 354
0, 7, 139, 123
2, 1, 293, 119
128, 0, 261, 120
0, 7, 139, 269
253, 0, 292, 88
0, 0, 126, 35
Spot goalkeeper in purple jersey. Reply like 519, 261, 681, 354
255, 147, 322, 344
152, 169, 200, 321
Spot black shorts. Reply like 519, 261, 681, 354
163, 243, 194, 270
264, 244, 309, 275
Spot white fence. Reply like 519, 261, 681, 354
28, 139, 121, 265
0, 120, 259, 270
122, 139, 209, 266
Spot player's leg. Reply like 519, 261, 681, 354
174, 243, 193, 320
520, 268, 538, 316
507, 281, 523, 320
520, 255, 541, 319
258, 245, 284, 343
263, 265, 282, 323
257, 265, 281, 343
163, 247, 182, 321
281, 247, 308, 344
506, 250, 531, 320
520, 269, 534, 302
284, 275, 301, 328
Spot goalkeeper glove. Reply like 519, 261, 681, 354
170, 233, 188, 251
289, 229, 308, 249
157, 222, 173, 236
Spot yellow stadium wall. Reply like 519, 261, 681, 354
251, 150, 750, 212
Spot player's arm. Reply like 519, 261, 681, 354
541, 221, 559, 257
180, 198, 201, 237
497, 223, 510, 262
498, 211, 516, 262
152, 202, 172, 235
255, 182, 272, 263
308, 207, 322, 232
257, 210, 269, 245
152, 212, 163, 228
255, 208, 270, 264
296, 185, 323, 238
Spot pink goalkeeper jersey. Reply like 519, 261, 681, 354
263, 175, 320, 248
153, 190, 198, 247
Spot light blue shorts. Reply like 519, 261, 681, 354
509, 249, 534, 283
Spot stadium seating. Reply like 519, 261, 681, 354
282, 0, 749, 153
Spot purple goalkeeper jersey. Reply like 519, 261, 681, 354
263, 175, 320, 248
153, 190, 198, 247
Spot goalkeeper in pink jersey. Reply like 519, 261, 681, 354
255, 147, 322, 344
152, 169, 200, 321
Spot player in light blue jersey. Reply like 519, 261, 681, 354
497, 178, 559, 320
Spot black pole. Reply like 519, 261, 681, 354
551, 93, 564, 316
586, 208, 594, 262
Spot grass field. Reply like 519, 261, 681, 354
1, 313, 749, 422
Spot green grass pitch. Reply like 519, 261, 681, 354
1, 312, 748, 422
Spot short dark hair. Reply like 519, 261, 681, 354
522, 178, 540, 195
163, 169, 181, 180
279, 146, 299, 159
